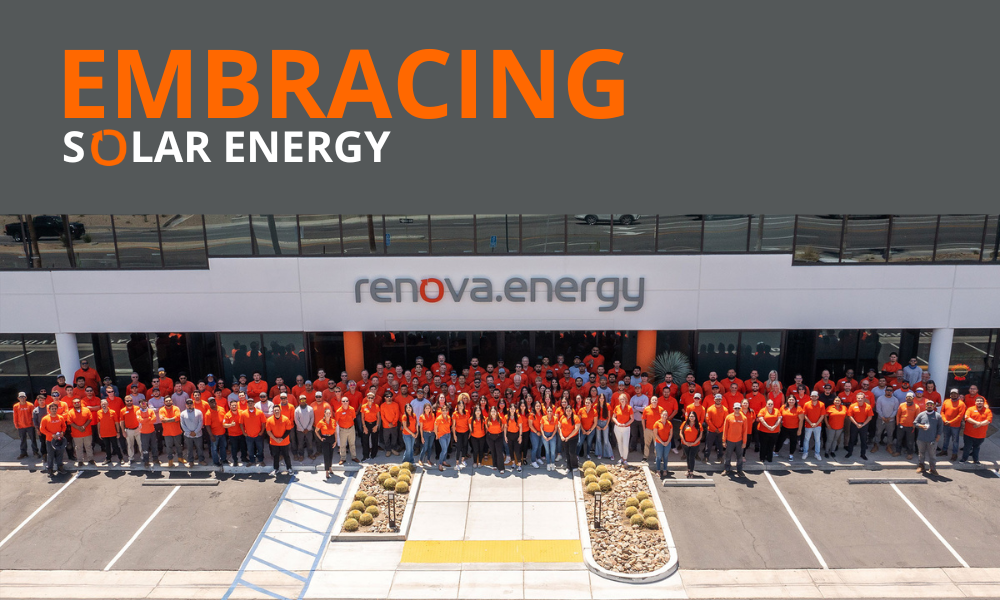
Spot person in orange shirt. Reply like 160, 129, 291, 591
74, 359, 102, 394
895, 393, 920, 459
360, 393, 381, 461
485, 405, 507, 472
266, 405, 293, 475
315, 406, 337, 478
335, 397, 359, 464
558, 405, 581, 471
399, 403, 419, 465
159, 396, 184, 467
612, 392, 633, 466
433, 405, 453, 471
680, 411, 703, 478
824, 397, 848, 459
539, 405, 560, 471
96, 399, 123, 465
801, 391, 826, 461
641, 397, 663, 459
205, 397, 229, 467
13, 392, 39, 459
937, 388, 966, 461
39, 403, 68, 476
960, 397, 992, 464
118, 396, 143, 464
469, 404, 488, 468
223, 400, 247, 466
137, 399, 159, 467
776, 396, 803, 461
844, 393, 874, 460
239, 401, 266, 466
453, 397, 471, 469
722, 403, 750, 476
756, 398, 782, 463
68, 397, 96, 466
578, 397, 598, 460
416, 403, 437, 467
703, 395, 729, 463
882, 353, 903, 387
503, 404, 524, 471
652, 410, 673, 478
380, 390, 401, 458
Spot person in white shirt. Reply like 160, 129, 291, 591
293, 396, 316, 461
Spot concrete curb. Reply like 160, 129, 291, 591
329, 465, 367, 537
331, 470, 423, 542
573, 464, 678, 583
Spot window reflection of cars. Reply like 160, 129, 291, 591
573, 214, 641, 226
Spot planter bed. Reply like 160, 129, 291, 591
340, 463, 414, 534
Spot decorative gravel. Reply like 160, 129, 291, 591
341, 465, 411, 534
583, 464, 669, 573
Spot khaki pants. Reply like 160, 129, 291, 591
643, 428, 656, 457
338, 425, 357, 459
124, 428, 142, 459
73, 435, 94, 462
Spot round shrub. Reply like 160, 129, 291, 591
636, 491, 650, 501
398, 468, 412, 479
398, 474, 411, 485
586, 482, 601, 495
401, 461, 413, 472
600, 473, 615, 484
583, 468, 597, 478
395, 481, 409, 493
348, 510, 362, 521
625, 506, 638, 517
645, 517, 660, 530
389, 465, 400, 477
383, 477, 397, 490
596, 464, 609, 475
366, 505, 380, 517
630, 513, 645, 526
625, 497, 640, 508
363, 496, 378, 507
343, 518, 359, 532
582, 460, 596, 471
377, 472, 391, 484
584, 475, 598, 485
359, 512, 374, 526
350, 501, 365, 512
643, 508, 657, 519
639, 499, 654, 511
354, 491, 368, 501
599, 479, 612, 492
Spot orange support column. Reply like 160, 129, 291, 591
344, 331, 365, 381
636, 330, 657, 373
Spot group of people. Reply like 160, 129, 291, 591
11, 351, 993, 480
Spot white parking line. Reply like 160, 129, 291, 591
103, 486, 180, 571
0, 472, 80, 550
890, 482, 970, 568
764, 471, 828, 569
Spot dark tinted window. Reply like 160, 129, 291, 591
703, 215, 750, 252
521, 215, 566, 253
430, 215, 474, 255
204, 215, 252, 256
113, 215, 162, 268
888, 215, 937, 263
475, 215, 519, 254
935, 215, 986, 261
656, 215, 702, 253
160, 215, 207, 268
299, 215, 342, 256
793, 215, 843, 262
842, 215, 889, 263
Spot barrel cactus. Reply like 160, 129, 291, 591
596, 464, 608, 475
584, 474, 598, 485
359, 513, 374, 526
645, 517, 660, 529
599, 479, 612, 492
365, 505, 380, 517
343, 518, 359, 532
639, 499, 654, 511
630, 513, 645, 526
625, 497, 639, 508
586, 482, 600, 494
389, 465, 400, 477
395, 480, 410, 493
625, 506, 638, 517
354, 491, 368, 501
378, 472, 391, 484
582, 460, 597, 471
636, 491, 650, 501
363, 496, 378, 507
350, 501, 365, 512
347, 510, 362, 521
383, 477, 397, 490
643, 508, 657, 519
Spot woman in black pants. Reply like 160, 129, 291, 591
453, 397, 471, 468
776, 396, 803, 460
505, 404, 524, 472
315, 407, 336, 478
680, 412, 703, 478
470, 405, 487, 467
360, 393, 380, 460
517, 400, 531, 465
486, 406, 506, 473
756, 399, 781, 463
559, 407, 581, 471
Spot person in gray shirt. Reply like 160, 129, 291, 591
628, 386, 649, 453
180, 399, 204, 466
913, 399, 942, 475
873, 391, 900, 454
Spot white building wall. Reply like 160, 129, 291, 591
1, 255, 998, 333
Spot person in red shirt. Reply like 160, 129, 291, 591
155, 369, 174, 398
119, 395, 143, 464
722, 369, 745, 395
51, 375, 71, 401
960, 396, 993, 464
39, 403, 68, 476
246, 372, 268, 401
722, 403, 750, 476
13, 392, 39, 459
652, 410, 674, 477
756, 398, 782, 463
813, 370, 835, 393
583, 347, 605, 376
800, 392, 826, 461
380, 391, 401, 457
882, 353, 903, 386
96, 398, 123, 465
844, 393, 874, 460
265, 405, 293, 475
776, 396, 802, 461
702, 372, 721, 398
836, 369, 859, 394
824, 396, 848, 458
74, 359, 101, 394
68, 397, 96, 465
723, 382, 744, 412
359, 393, 381, 461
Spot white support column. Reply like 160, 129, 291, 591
928, 328, 954, 392
55, 333, 80, 383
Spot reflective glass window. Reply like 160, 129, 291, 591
263, 333, 307, 384
983, 215, 998, 262
384, 215, 429, 255
0, 335, 30, 398
250, 215, 298, 255
842, 215, 889, 263
430, 215, 474, 255
656, 215, 702, 253
888, 215, 937, 263
947, 329, 995, 392
68, 215, 118, 269
935, 215, 986, 261
299, 215, 342, 256
220, 334, 265, 385
23, 214, 73, 268
0, 215, 28, 269
24, 334, 60, 393
113, 215, 162, 268
204, 215, 253, 256
703, 215, 750, 253
567, 215, 610, 253
612, 215, 655, 253
695, 331, 739, 383
160, 215, 207, 267
342, 214, 384, 255
739, 331, 782, 378
793, 215, 843, 262
749, 215, 795, 252
475, 215, 519, 254
521, 215, 566, 253
308, 333, 346, 379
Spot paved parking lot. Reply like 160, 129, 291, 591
0, 470, 283, 571
658, 468, 1000, 570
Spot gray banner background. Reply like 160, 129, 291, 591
2, 0, 998, 214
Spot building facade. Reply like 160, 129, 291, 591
1, 214, 998, 405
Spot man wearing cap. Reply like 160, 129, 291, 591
68, 397, 96, 466
895, 393, 919, 459
335, 397, 359, 464
938, 389, 966, 461
74, 359, 102, 394
14, 392, 39, 459
293, 396, 316, 461
99, 377, 119, 399
902, 357, 923, 387
39, 403, 68, 476
801, 391, 826, 461
180, 397, 205, 466
960, 396, 993, 464
156, 369, 174, 398
703, 395, 728, 462
52, 375, 71, 400
913, 399, 942, 475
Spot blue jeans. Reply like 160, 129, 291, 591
530, 432, 541, 463
595, 420, 613, 458
210, 435, 227, 464
245, 435, 263, 463
802, 427, 821, 456
418, 431, 435, 463
402, 434, 415, 463
941, 425, 961, 455
579, 429, 596, 457
654, 441, 671, 471
542, 436, 557, 465
438, 434, 451, 463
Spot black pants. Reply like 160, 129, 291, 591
154, 423, 164, 457
471, 436, 486, 464
846, 422, 869, 457
456, 431, 470, 460
564, 435, 579, 470
685, 445, 697, 471
271, 443, 292, 471
229, 435, 248, 463
361, 423, 379, 459
46, 438, 67, 472
759, 430, 779, 462
506, 431, 522, 464
320, 438, 334, 472
487, 432, 505, 472
18, 427, 39, 455
704, 430, 723, 459
777, 426, 799, 456
101, 436, 123, 461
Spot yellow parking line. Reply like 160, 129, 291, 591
401, 540, 583, 563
